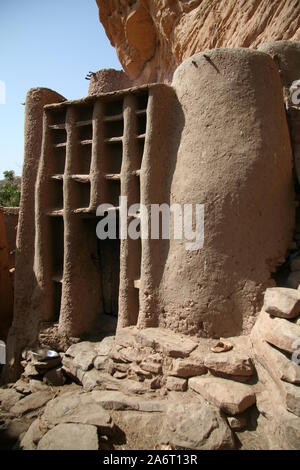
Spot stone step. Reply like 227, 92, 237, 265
263, 287, 300, 319
203, 349, 254, 377
256, 310, 300, 354
189, 376, 256, 415
251, 324, 300, 385
134, 327, 198, 358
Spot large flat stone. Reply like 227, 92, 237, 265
29, 379, 51, 393
257, 310, 300, 354
264, 287, 300, 319
10, 391, 54, 416
135, 328, 198, 358
42, 390, 114, 435
0, 388, 24, 412
159, 401, 234, 450
169, 358, 206, 378
37, 423, 99, 450
91, 390, 166, 412
189, 376, 256, 415
81, 369, 120, 392
204, 350, 254, 377
251, 324, 300, 384
65, 341, 98, 358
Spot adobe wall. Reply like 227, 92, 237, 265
3, 47, 298, 382
88, 69, 133, 95
2, 207, 19, 270
31, 86, 173, 342
258, 41, 300, 187
34, 101, 104, 340
258, 41, 300, 103
137, 49, 295, 338
133, 85, 183, 330
4, 88, 66, 381
0, 209, 13, 341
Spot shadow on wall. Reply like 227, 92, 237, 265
130, 85, 186, 330
147, 89, 186, 324
0, 209, 14, 342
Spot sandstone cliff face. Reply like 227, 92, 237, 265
96, 0, 300, 83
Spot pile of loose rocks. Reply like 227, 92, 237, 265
107, 327, 257, 416
0, 348, 66, 449
57, 326, 259, 426
0, 332, 259, 450
1, 286, 300, 450
250, 286, 300, 449
20, 349, 65, 388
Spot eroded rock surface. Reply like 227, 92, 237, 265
97, 0, 300, 82
159, 401, 235, 450
10, 391, 54, 417
37, 423, 99, 450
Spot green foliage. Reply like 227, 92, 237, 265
0, 170, 20, 207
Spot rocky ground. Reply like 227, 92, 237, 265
0, 369, 263, 450
1, 284, 300, 450
0, 333, 259, 450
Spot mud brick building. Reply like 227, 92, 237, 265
5, 44, 300, 377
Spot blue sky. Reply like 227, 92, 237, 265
0, 0, 121, 177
